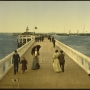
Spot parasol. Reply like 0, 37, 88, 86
31, 45, 41, 55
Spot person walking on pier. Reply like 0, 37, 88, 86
31, 48, 40, 70
52, 50, 62, 73
20, 57, 28, 74
52, 39, 56, 48
58, 50, 65, 72
12, 50, 20, 75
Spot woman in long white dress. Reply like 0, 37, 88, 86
53, 50, 62, 73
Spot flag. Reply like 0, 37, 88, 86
35, 27, 37, 29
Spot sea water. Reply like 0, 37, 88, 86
0, 33, 18, 60
0, 33, 90, 60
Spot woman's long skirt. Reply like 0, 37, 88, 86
53, 58, 62, 72
32, 56, 40, 70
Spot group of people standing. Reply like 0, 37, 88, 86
31, 46, 65, 73
35, 35, 44, 42
12, 45, 41, 75
48, 35, 56, 48
53, 49, 65, 73
12, 50, 27, 75
12, 44, 65, 75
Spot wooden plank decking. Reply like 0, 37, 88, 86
0, 38, 90, 89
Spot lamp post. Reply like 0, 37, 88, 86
34, 27, 37, 35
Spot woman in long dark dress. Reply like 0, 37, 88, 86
31, 47, 40, 70
20, 57, 27, 73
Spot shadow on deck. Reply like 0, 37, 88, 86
0, 38, 90, 89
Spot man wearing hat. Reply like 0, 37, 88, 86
12, 50, 20, 75
58, 50, 65, 72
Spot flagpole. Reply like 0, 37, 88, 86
83, 25, 85, 34
34, 26, 36, 35
34, 27, 37, 35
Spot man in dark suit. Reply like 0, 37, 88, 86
58, 50, 65, 72
12, 50, 20, 75
52, 39, 55, 48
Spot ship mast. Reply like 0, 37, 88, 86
83, 25, 85, 34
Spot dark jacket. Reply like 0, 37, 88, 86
58, 53, 65, 63
12, 54, 20, 64
20, 59, 27, 70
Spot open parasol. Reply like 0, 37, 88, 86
31, 45, 41, 55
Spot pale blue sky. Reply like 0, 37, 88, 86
0, 1, 90, 33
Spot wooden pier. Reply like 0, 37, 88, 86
0, 38, 90, 89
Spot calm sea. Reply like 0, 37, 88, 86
0, 33, 18, 60
0, 33, 90, 60
52, 34, 90, 58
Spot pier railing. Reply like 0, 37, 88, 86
0, 40, 35, 80
56, 39, 90, 75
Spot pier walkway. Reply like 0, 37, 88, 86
0, 38, 90, 89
